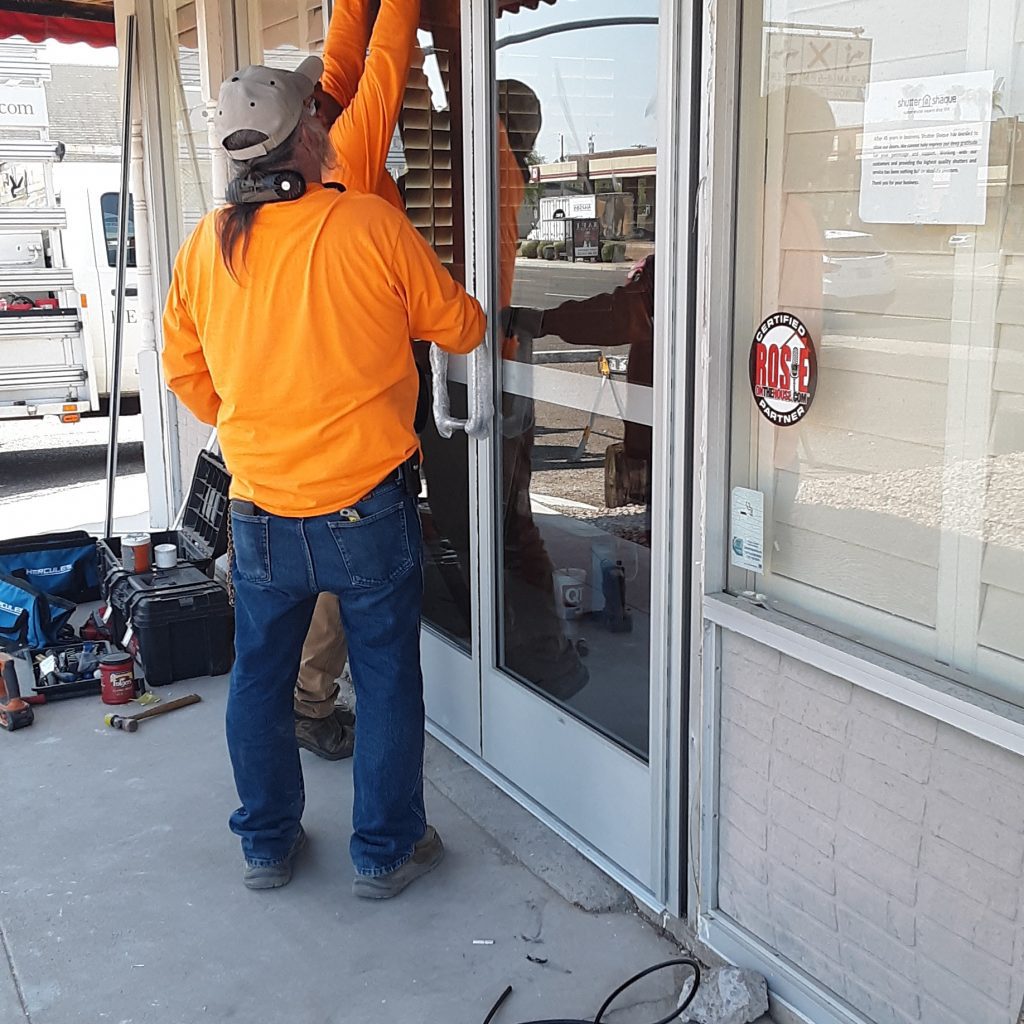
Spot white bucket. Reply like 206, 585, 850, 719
553, 568, 587, 620
154, 543, 178, 570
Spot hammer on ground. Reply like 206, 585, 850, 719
104, 693, 202, 733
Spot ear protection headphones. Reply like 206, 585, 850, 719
225, 170, 307, 206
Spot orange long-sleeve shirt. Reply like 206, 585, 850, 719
162, 185, 485, 516
319, 0, 370, 113
323, 0, 418, 211
498, 122, 526, 359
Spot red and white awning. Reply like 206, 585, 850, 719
0, 1, 115, 48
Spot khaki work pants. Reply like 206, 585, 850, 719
293, 592, 348, 719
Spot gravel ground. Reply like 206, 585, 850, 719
795, 451, 1024, 549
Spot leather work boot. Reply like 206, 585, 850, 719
294, 705, 355, 760
351, 826, 445, 899
243, 826, 307, 890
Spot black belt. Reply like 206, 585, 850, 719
231, 455, 420, 517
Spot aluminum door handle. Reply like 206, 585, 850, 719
431, 339, 492, 440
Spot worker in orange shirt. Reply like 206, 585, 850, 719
285, 0, 419, 763
302, 4, 583, 708
162, 56, 485, 894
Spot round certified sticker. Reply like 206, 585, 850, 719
749, 312, 817, 427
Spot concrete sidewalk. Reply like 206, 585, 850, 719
2, 671, 691, 1024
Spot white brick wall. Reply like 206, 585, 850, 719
717, 631, 1024, 1024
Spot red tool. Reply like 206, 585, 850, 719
0, 652, 34, 731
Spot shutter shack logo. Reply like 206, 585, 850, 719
749, 313, 817, 427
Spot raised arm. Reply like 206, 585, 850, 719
328, 0, 420, 196
320, 0, 371, 110
389, 211, 486, 355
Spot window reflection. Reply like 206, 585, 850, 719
730, 6, 1024, 707
496, 0, 658, 758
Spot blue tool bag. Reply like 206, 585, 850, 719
0, 531, 100, 602
0, 571, 76, 651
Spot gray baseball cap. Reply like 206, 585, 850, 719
215, 56, 324, 161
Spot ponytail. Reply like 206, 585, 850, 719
217, 119, 315, 280
217, 202, 262, 280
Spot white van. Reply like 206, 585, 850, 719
54, 162, 141, 414
0, 161, 139, 421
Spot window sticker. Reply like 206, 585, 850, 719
749, 312, 817, 427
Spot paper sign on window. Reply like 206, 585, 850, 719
859, 70, 994, 225
731, 488, 765, 575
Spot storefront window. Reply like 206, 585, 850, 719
729, 1, 1024, 704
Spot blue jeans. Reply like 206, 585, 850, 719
226, 472, 426, 876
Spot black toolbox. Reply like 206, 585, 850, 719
98, 450, 230, 584
98, 450, 231, 636
120, 565, 233, 686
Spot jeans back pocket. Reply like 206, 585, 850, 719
231, 512, 272, 584
328, 498, 417, 589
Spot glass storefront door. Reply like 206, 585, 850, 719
474, 0, 663, 888
408, 0, 674, 889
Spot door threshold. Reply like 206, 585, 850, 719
425, 722, 664, 914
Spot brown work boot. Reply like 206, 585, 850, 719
294, 705, 354, 761
243, 825, 307, 890
351, 827, 445, 899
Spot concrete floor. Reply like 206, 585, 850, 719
2, 671, 693, 1024
0, 421, 774, 1024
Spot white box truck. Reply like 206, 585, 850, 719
0, 44, 138, 423
0, 155, 139, 422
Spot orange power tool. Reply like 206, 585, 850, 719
0, 652, 35, 732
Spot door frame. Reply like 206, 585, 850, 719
420, 0, 698, 911
650, 0, 699, 918
419, 0, 493, 759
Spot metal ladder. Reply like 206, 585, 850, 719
0, 41, 95, 421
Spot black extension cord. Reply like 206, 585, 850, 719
482, 957, 702, 1024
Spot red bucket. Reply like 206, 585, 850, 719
100, 652, 136, 705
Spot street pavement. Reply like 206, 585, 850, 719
511, 257, 629, 312
0, 415, 147, 538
